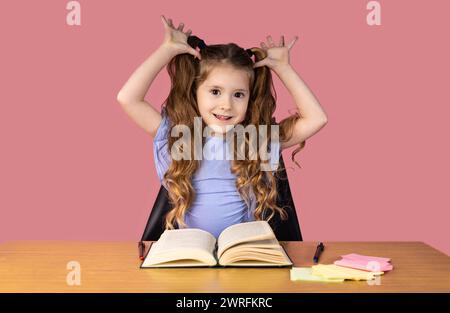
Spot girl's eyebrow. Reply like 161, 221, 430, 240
207, 85, 248, 92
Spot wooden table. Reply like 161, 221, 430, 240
0, 241, 449, 292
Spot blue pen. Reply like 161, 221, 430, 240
313, 242, 324, 263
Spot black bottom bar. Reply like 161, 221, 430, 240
0, 293, 448, 310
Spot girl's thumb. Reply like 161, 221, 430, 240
253, 59, 268, 68
192, 50, 201, 60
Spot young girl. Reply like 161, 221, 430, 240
117, 15, 328, 239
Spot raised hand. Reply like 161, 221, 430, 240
160, 15, 201, 60
253, 35, 298, 71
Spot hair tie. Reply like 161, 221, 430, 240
197, 39, 207, 50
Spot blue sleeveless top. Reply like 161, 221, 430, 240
153, 109, 280, 238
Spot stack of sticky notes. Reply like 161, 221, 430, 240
311, 264, 384, 281
290, 253, 393, 282
290, 267, 345, 282
334, 253, 393, 272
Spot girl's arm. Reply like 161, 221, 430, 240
117, 44, 177, 137
253, 35, 328, 150
273, 64, 328, 150
117, 15, 201, 137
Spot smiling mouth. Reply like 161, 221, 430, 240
213, 113, 233, 121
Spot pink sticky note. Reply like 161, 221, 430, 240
334, 259, 393, 272
341, 253, 391, 263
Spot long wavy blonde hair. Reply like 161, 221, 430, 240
161, 36, 306, 230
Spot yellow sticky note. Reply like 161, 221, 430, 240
290, 267, 344, 282
312, 264, 384, 281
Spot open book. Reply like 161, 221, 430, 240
140, 221, 293, 268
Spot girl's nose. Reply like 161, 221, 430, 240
220, 101, 232, 110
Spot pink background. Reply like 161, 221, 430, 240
1, 1, 449, 255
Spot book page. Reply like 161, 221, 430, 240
217, 221, 275, 259
142, 258, 214, 268
230, 238, 280, 249
218, 244, 293, 267
142, 228, 217, 267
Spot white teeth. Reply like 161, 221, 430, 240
213, 114, 232, 120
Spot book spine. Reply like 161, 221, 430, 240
214, 241, 218, 261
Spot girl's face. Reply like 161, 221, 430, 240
196, 65, 250, 136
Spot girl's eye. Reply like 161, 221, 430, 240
210, 89, 245, 98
